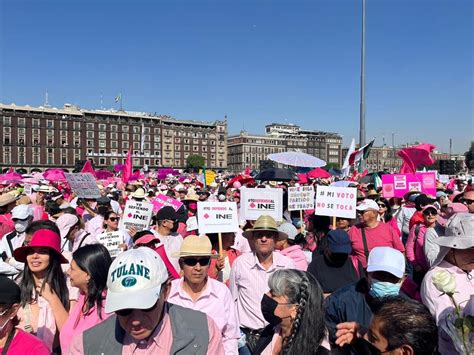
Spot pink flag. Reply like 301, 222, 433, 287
398, 143, 436, 174
122, 148, 132, 184
81, 160, 97, 178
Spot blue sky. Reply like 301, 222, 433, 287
1, 0, 472, 154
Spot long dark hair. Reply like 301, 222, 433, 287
20, 250, 69, 310
268, 270, 325, 355
376, 197, 393, 223
72, 244, 112, 318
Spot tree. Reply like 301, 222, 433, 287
186, 155, 205, 170
465, 141, 474, 170
325, 162, 340, 170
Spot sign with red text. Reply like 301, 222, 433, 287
288, 186, 315, 211
240, 188, 283, 221
197, 202, 239, 234
314, 186, 357, 218
152, 194, 183, 213
381, 172, 436, 198
96, 231, 123, 257
121, 200, 153, 232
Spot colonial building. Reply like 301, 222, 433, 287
0, 103, 227, 172
227, 123, 342, 173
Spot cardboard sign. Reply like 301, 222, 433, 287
65, 173, 101, 199
382, 172, 437, 198
96, 231, 123, 257
197, 202, 239, 234
240, 188, 283, 221
314, 186, 357, 219
152, 194, 183, 213
288, 186, 315, 211
121, 200, 153, 232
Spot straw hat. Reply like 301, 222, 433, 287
366, 189, 380, 198
183, 191, 199, 202
172, 235, 218, 258
131, 188, 147, 199
0, 192, 19, 207
242, 215, 288, 241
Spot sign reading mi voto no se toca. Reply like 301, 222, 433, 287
240, 188, 283, 222
197, 202, 239, 234
314, 186, 357, 219
121, 200, 154, 232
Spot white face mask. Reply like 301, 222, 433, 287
14, 220, 29, 233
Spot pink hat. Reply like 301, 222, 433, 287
134, 233, 160, 246
14, 230, 69, 264
56, 214, 79, 240
422, 204, 438, 212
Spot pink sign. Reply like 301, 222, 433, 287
382, 172, 436, 198
152, 194, 183, 213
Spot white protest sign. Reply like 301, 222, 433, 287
314, 186, 357, 219
23, 183, 32, 195
240, 188, 283, 221
439, 174, 450, 184
288, 186, 315, 211
197, 202, 239, 234
65, 173, 101, 199
186, 216, 199, 231
121, 200, 153, 232
96, 231, 123, 257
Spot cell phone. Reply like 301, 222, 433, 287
1, 251, 7, 262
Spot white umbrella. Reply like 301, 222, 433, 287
267, 151, 326, 168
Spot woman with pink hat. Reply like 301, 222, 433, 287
13, 229, 71, 352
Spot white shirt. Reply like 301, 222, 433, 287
0, 230, 25, 275
151, 230, 183, 273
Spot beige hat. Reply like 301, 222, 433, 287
242, 215, 288, 241
0, 192, 19, 207
172, 235, 218, 258
366, 189, 380, 198
183, 191, 199, 202
16, 195, 32, 206
34, 185, 52, 193
131, 188, 147, 199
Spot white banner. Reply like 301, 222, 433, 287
121, 200, 153, 232
96, 231, 123, 257
240, 188, 283, 221
314, 186, 357, 219
65, 173, 101, 199
197, 202, 239, 234
288, 186, 315, 211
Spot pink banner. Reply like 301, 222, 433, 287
382, 172, 437, 198
152, 194, 183, 213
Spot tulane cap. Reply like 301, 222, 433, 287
105, 248, 169, 313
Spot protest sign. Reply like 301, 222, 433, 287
197, 202, 239, 234
288, 186, 315, 211
152, 194, 183, 213
438, 174, 450, 184
382, 172, 436, 198
186, 216, 199, 231
314, 186, 357, 219
240, 188, 283, 221
23, 183, 32, 195
121, 200, 153, 232
96, 231, 123, 257
65, 173, 101, 199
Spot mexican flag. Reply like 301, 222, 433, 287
348, 138, 375, 166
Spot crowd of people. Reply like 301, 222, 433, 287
0, 170, 472, 354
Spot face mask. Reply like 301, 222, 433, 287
260, 294, 282, 326
188, 203, 197, 210
369, 279, 401, 298
14, 220, 29, 233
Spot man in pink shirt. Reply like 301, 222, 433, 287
348, 199, 405, 268
168, 235, 240, 354
68, 247, 224, 354
229, 215, 295, 354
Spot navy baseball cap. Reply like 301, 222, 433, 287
327, 230, 352, 254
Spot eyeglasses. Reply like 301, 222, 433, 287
182, 257, 211, 267
463, 199, 474, 205
352, 338, 395, 355
108, 217, 120, 222
377, 204, 386, 208
116, 302, 157, 317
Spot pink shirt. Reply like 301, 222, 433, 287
0, 329, 50, 355
229, 252, 296, 330
406, 223, 429, 270
60, 293, 111, 354
279, 245, 308, 271
68, 304, 225, 354
168, 278, 240, 354
348, 222, 405, 268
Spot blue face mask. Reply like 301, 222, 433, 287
369, 279, 401, 298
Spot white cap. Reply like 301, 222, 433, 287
356, 199, 379, 212
105, 248, 169, 313
277, 222, 299, 240
11, 204, 34, 220
367, 247, 405, 278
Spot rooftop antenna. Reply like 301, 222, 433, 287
44, 89, 51, 107
100, 91, 104, 109
382, 135, 386, 146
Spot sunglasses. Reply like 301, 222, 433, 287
116, 302, 157, 317
182, 257, 211, 267
463, 199, 474, 205
108, 217, 120, 222
377, 204, 387, 208
423, 210, 438, 216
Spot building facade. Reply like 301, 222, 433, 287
227, 123, 342, 173
0, 103, 227, 172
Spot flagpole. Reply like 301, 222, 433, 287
120, 92, 123, 111
359, 0, 367, 169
